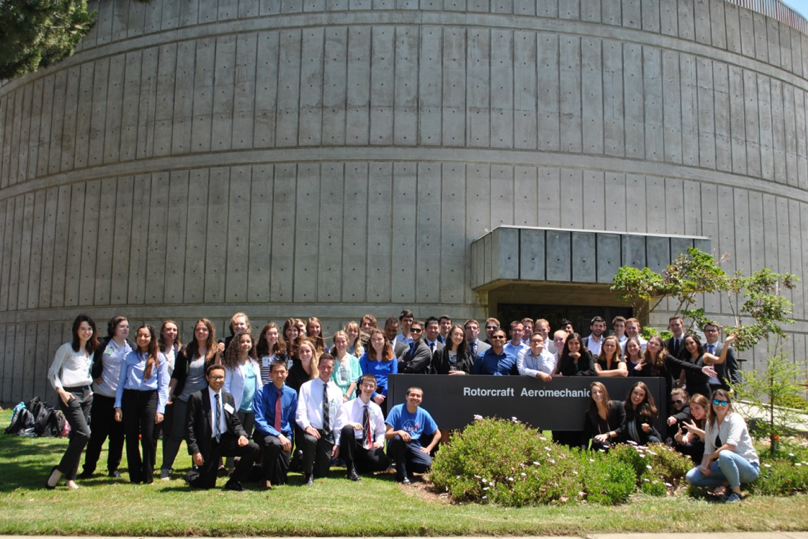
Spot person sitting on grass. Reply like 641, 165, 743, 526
685, 389, 760, 502
335, 374, 389, 481
385, 386, 441, 485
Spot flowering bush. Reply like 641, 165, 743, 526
749, 446, 808, 495
610, 442, 693, 495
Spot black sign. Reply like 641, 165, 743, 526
387, 375, 666, 432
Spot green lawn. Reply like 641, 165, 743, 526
1, 410, 806, 536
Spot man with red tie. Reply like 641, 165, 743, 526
253, 359, 298, 489
335, 374, 389, 481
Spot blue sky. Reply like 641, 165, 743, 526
783, 0, 808, 18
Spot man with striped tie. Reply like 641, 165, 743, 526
295, 354, 342, 486
335, 374, 389, 481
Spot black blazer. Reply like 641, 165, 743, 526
555, 350, 596, 376
430, 348, 473, 374
397, 340, 432, 374
665, 354, 710, 400
393, 339, 409, 358
582, 400, 625, 446
186, 388, 248, 458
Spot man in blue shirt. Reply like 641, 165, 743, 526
471, 329, 517, 375
385, 387, 440, 484
253, 359, 298, 489
503, 320, 527, 360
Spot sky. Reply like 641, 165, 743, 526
783, 0, 808, 18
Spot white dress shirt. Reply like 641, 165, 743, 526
334, 398, 386, 446
517, 348, 556, 377
208, 387, 227, 438
584, 334, 604, 355
295, 377, 342, 431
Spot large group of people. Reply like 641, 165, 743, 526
44, 310, 757, 501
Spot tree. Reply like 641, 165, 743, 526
610, 247, 797, 352
0, 0, 96, 80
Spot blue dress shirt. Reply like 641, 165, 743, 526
253, 383, 298, 438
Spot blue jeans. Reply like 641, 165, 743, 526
686, 450, 760, 489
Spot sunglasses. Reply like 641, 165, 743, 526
491, 335, 506, 340
411, 328, 423, 333
672, 400, 685, 405
712, 399, 729, 406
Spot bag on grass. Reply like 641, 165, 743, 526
5, 407, 35, 435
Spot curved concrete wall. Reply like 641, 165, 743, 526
0, 0, 807, 402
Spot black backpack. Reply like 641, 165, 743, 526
44, 408, 67, 437
26, 397, 51, 436
5, 407, 35, 435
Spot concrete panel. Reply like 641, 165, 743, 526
700, 182, 719, 312
728, 66, 747, 175
467, 28, 490, 147
48, 186, 73, 307
225, 166, 251, 302
520, 228, 545, 281
182, 170, 207, 303
493, 227, 519, 281
465, 164, 490, 303
391, 162, 417, 303
537, 0, 558, 17
582, 37, 603, 155
254, 31, 279, 148
795, 90, 808, 189
247, 165, 272, 303
537, 32, 559, 152
346, 26, 370, 145
622, 0, 640, 28
602, 0, 620, 26
537, 167, 560, 227
17, 196, 36, 310
292, 164, 320, 302
47, 71, 67, 175
559, 169, 582, 229
571, 231, 596, 283
659, 0, 677, 35
583, 170, 605, 230
191, 39, 215, 153
37, 188, 58, 308
670, 237, 693, 262
92, 178, 116, 305
709, 0, 726, 49
646, 236, 670, 273
559, 36, 581, 153
371, 26, 395, 145
63, 183, 86, 307
783, 84, 798, 187
696, 57, 716, 169
170, 41, 195, 153
678, 0, 694, 40
78, 181, 101, 306
0, 326, 6, 399
713, 62, 731, 172
199, 0, 217, 22
546, 230, 571, 282
367, 163, 393, 302
597, 233, 621, 282
162, 0, 180, 28
394, 26, 418, 146
417, 163, 442, 302
604, 172, 626, 232
259, 0, 280, 15
120, 51, 142, 162
581, 0, 599, 22
151, 44, 177, 156
127, 175, 151, 304
282, 0, 303, 12
7, 90, 23, 186
137, 47, 158, 159
111, 0, 130, 42
340, 163, 366, 302
603, 40, 624, 156
483, 232, 492, 285
87, 58, 108, 167
212, 35, 237, 151
681, 178, 701, 236
718, 186, 738, 308
514, 31, 537, 150
513, 0, 533, 15
791, 28, 803, 78
680, 54, 698, 166
440, 163, 466, 303
662, 51, 682, 163
624, 43, 644, 158
36, 77, 55, 177
0, 95, 7, 187
127, 0, 146, 37
514, 166, 537, 226
0, 201, 11, 311
643, 46, 663, 161
732, 188, 751, 274
801, 204, 808, 321
218, 0, 238, 19
779, 22, 792, 72
180, 0, 200, 26
770, 79, 786, 184
11, 325, 25, 402
16, 85, 33, 184
641, 0, 659, 32
645, 175, 665, 235
753, 12, 768, 62
26, 191, 45, 309
664, 178, 684, 234
323, 27, 348, 146
747, 189, 764, 279
766, 16, 781, 67
625, 174, 646, 233
299, 28, 325, 146
491, 165, 514, 227
33, 323, 50, 402
491, 30, 514, 149
757, 75, 774, 181
743, 70, 761, 177
558, 0, 578, 20
693, 0, 710, 45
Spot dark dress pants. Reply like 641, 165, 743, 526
122, 389, 158, 484
189, 433, 259, 489
338, 425, 389, 473
82, 393, 124, 475
255, 433, 291, 485
386, 435, 432, 481
57, 386, 93, 480
301, 429, 334, 479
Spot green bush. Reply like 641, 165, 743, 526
577, 452, 636, 505
749, 448, 808, 496
608, 442, 692, 495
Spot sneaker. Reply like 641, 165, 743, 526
160, 469, 171, 480
725, 492, 744, 503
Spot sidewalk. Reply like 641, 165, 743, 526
736, 401, 808, 435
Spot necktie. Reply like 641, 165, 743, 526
213, 393, 222, 443
322, 382, 332, 440
429, 342, 435, 353
274, 389, 282, 432
708, 344, 715, 354
362, 404, 371, 449
471, 342, 477, 356
409, 342, 416, 356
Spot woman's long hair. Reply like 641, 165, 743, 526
186, 318, 218, 364
445, 325, 468, 356
624, 381, 658, 422
136, 325, 160, 380
689, 393, 709, 429
368, 329, 394, 361
72, 314, 99, 354
706, 388, 734, 427
158, 320, 181, 353
256, 322, 286, 358
642, 335, 667, 373
223, 331, 255, 370
282, 318, 301, 358
587, 381, 612, 425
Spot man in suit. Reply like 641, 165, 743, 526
703, 323, 740, 391
423, 317, 445, 356
397, 320, 432, 374
384, 316, 410, 357
463, 319, 490, 361
185, 364, 259, 491
665, 316, 686, 387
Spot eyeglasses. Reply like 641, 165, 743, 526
491, 335, 506, 340
712, 399, 729, 406
672, 400, 685, 405
209, 376, 225, 381
411, 328, 423, 333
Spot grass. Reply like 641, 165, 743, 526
1, 409, 807, 536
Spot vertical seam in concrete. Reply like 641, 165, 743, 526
369, 26, 376, 147
344, 27, 352, 146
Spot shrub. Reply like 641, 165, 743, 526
610, 442, 692, 495
577, 452, 636, 505
749, 448, 808, 496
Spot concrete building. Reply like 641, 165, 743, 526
0, 0, 806, 403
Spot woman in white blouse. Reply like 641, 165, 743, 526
46, 314, 100, 489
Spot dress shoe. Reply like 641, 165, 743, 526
398, 476, 411, 485
347, 468, 361, 482
304, 474, 314, 486
224, 479, 244, 491
109, 470, 122, 478
77, 470, 93, 480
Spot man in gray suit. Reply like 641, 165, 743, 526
703, 323, 740, 392
463, 319, 490, 363
398, 320, 432, 374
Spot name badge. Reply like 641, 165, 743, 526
224, 403, 235, 414
262, 357, 270, 367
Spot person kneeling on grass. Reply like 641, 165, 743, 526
685, 389, 760, 502
335, 374, 389, 481
385, 386, 440, 485
185, 364, 259, 491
